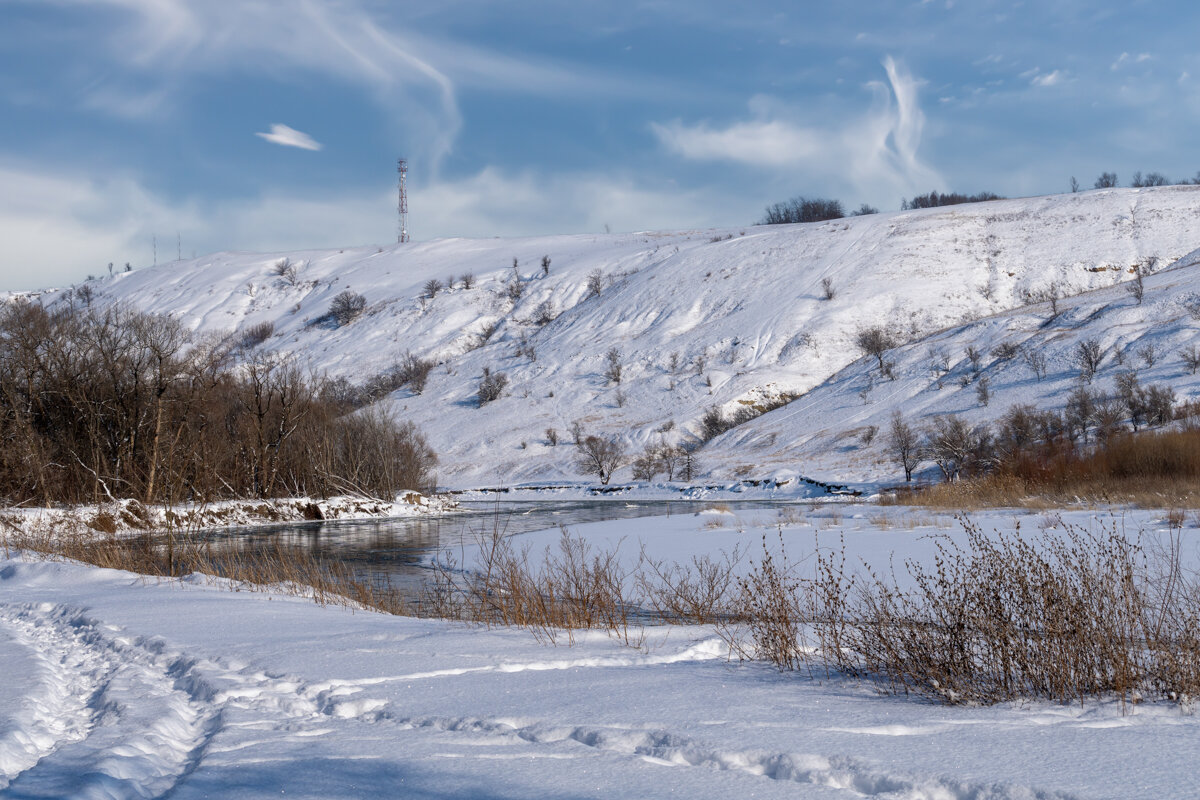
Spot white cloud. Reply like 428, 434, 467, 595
650, 56, 943, 207
255, 124, 322, 151
650, 120, 823, 167
1030, 69, 1065, 87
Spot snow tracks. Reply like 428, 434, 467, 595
0, 602, 217, 798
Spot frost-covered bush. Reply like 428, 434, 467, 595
477, 367, 508, 405
330, 290, 366, 326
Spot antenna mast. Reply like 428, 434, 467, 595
397, 158, 409, 243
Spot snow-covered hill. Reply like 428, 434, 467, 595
25, 186, 1200, 488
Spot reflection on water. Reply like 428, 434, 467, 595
200, 500, 788, 589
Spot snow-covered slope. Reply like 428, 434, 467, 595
28, 186, 1200, 487
705, 251, 1200, 486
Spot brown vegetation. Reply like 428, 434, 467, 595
900, 428, 1200, 508
0, 300, 436, 506
733, 518, 1200, 707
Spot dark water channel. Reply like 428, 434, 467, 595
200, 500, 791, 591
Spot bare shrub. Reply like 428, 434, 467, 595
990, 341, 1020, 361
533, 299, 555, 326
1137, 342, 1158, 368
541, 255, 551, 276
586, 269, 604, 298
330, 290, 367, 326
1126, 263, 1146, 304
638, 546, 742, 624
428, 527, 639, 645
604, 347, 622, 383
272, 258, 299, 286
858, 425, 878, 446
545, 427, 558, 446
976, 375, 991, 407
477, 367, 508, 405
423, 278, 444, 300
820, 276, 836, 300
461, 273, 475, 289
503, 279, 524, 302
238, 321, 274, 350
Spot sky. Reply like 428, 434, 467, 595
2, 0, 1199, 290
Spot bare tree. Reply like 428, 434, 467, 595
855, 326, 896, 372
1022, 347, 1048, 381
541, 255, 551, 276
576, 435, 625, 485
631, 443, 662, 482
887, 411, 921, 482
1075, 339, 1104, 382
657, 441, 682, 481
1070, 176, 1080, 193
1094, 172, 1118, 189
1181, 344, 1200, 375
820, 276, 836, 300
423, 278, 444, 300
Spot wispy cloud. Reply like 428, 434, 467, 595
255, 124, 322, 151
1030, 70, 1065, 87
651, 56, 942, 206
1111, 52, 1152, 71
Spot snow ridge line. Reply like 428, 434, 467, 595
398, 714, 1081, 800
0, 603, 221, 799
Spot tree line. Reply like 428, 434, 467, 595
0, 301, 436, 507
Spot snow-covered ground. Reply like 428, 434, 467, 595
21, 186, 1200, 489
3, 505, 1198, 799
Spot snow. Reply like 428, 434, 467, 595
2, 506, 1198, 798
23, 186, 1200, 489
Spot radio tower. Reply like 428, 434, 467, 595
397, 158, 409, 243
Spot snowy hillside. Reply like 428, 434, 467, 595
705, 248, 1200, 486
27, 186, 1200, 488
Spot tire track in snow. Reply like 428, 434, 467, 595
395, 715, 1082, 800
0, 603, 221, 799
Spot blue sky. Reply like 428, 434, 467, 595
2, 0, 1198, 290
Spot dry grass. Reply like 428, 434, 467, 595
894, 430, 1200, 509
423, 525, 643, 646
2, 523, 412, 615
730, 517, 1200, 708
10, 507, 1200, 708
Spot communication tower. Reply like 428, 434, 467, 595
397, 159, 409, 243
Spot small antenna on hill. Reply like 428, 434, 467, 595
397, 158, 409, 244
